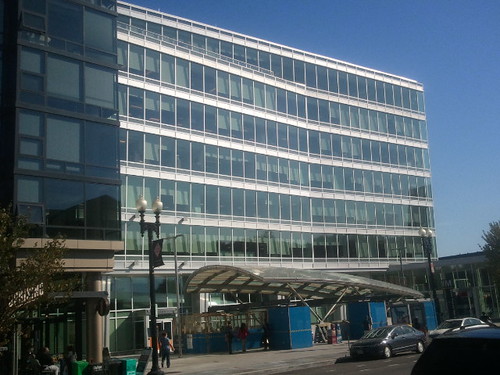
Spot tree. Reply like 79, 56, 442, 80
0, 207, 77, 346
481, 220, 500, 288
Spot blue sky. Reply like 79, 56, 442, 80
130, 0, 500, 257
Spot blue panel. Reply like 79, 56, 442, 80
347, 302, 370, 339
268, 307, 291, 350
267, 306, 312, 349
289, 306, 312, 349
268, 307, 290, 331
290, 329, 312, 349
369, 302, 387, 328
289, 306, 311, 331
186, 333, 226, 354
424, 300, 438, 330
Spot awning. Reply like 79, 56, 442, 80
185, 265, 423, 300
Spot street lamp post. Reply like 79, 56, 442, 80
137, 196, 163, 375
164, 230, 184, 358
174, 217, 185, 357
419, 227, 441, 324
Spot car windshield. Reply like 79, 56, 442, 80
437, 320, 462, 329
362, 327, 393, 339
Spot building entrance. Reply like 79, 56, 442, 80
146, 318, 173, 349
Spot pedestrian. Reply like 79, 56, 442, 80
63, 345, 77, 375
238, 323, 249, 352
25, 347, 39, 375
413, 317, 421, 331
37, 347, 60, 375
262, 322, 271, 350
480, 312, 492, 324
159, 331, 175, 368
363, 315, 372, 333
225, 321, 234, 354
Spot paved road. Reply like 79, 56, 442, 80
128, 342, 352, 375
284, 352, 420, 375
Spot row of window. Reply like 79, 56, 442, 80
16, 175, 120, 240
122, 131, 432, 199
122, 75, 426, 142
124, 177, 434, 228
19, 47, 118, 120
121, 92, 430, 171
21, 0, 116, 64
17, 109, 119, 180
126, 221, 434, 260
111, 275, 181, 312
119, 43, 427, 141
118, 14, 425, 113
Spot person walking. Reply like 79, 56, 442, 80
37, 347, 60, 375
262, 322, 271, 350
225, 322, 234, 354
480, 312, 492, 324
238, 323, 249, 352
413, 317, 422, 331
159, 331, 175, 368
363, 315, 372, 333
63, 345, 77, 375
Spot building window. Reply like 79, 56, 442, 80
47, 55, 81, 101
46, 115, 81, 164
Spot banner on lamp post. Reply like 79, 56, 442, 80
151, 239, 164, 268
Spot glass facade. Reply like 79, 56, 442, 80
380, 253, 500, 321
12, 0, 121, 239
0, 0, 122, 360
0, 0, 438, 355
117, 1, 435, 270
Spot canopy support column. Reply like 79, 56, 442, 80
320, 287, 348, 322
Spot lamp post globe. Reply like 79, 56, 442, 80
136, 196, 147, 213
152, 198, 163, 214
419, 227, 433, 238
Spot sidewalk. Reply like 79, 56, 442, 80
135, 342, 351, 375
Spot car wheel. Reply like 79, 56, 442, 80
416, 340, 424, 353
383, 346, 392, 358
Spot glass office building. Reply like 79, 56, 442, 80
3, 0, 121, 241
109, 1, 436, 352
0, 0, 121, 361
0, 0, 436, 356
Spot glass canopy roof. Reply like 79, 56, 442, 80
185, 265, 423, 300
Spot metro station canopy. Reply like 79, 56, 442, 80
185, 265, 423, 301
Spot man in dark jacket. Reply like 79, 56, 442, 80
38, 347, 59, 375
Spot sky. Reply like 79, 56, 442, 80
129, 0, 500, 257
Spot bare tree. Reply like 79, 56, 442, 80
0, 207, 77, 346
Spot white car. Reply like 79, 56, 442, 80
428, 317, 490, 339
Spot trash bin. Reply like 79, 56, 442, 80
121, 359, 137, 375
106, 359, 122, 375
84, 363, 105, 375
72, 361, 88, 375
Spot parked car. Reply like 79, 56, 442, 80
349, 325, 426, 359
411, 326, 500, 374
428, 317, 489, 339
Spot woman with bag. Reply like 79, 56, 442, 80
238, 323, 249, 352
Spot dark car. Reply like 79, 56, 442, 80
411, 326, 500, 375
350, 325, 426, 359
